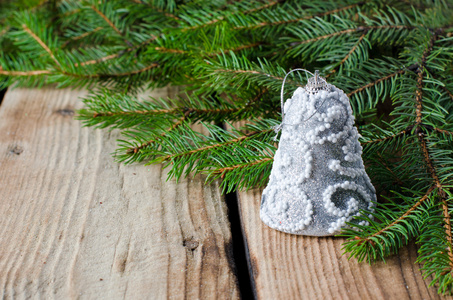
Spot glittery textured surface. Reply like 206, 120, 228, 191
260, 85, 376, 236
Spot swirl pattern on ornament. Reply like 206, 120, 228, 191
322, 181, 373, 233
261, 84, 376, 236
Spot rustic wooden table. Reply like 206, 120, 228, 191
0, 87, 450, 299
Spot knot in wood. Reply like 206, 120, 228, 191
183, 238, 199, 250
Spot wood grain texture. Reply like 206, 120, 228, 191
238, 188, 453, 300
0, 88, 239, 300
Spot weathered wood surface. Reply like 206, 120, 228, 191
238, 188, 452, 300
0, 88, 239, 300
1, 87, 452, 300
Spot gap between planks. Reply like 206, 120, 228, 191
0, 88, 7, 107
230, 120, 453, 299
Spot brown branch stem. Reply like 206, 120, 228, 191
347, 69, 406, 97
158, 129, 272, 162
208, 42, 263, 57
217, 157, 273, 178
183, 0, 299, 31
415, 31, 453, 270
442, 86, 453, 101
62, 26, 104, 47
125, 106, 252, 154
93, 107, 239, 118
326, 32, 367, 78
22, 24, 61, 68
362, 129, 408, 145
130, 0, 180, 20
1, 63, 158, 78
0, 26, 10, 37
244, 1, 280, 14
0, 70, 51, 76
292, 25, 411, 47
104, 63, 159, 77
75, 35, 158, 67
91, 5, 132, 46
376, 151, 404, 186
128, 114, 188, 154
213, 69, 303, 87
434, 128, 453, 136
358, 186, 436, 241
154, 47, 187, 54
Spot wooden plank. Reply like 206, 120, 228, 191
0, 88, 239, 299
238, 188, 452, 300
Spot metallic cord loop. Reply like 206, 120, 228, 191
273, 69, 329, 141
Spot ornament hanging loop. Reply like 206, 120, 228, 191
273, 69, 329, 141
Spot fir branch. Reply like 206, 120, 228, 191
291, 25, 412, 46
235, 2, 362, 30
214, 156, 273, 178
129, 0, 180, 20
93, 107, 239, 118
356, 185, 435, 244
362, 128, 409, 145
248, 88, 269, 107
347, 69, 406, 97
105, 62, 159, 76
122, 105, 246, 154
0, 63, 159, 79
208, 42, 263, 57
22, 24, 61, 68
418, 136, 441, 187
207, 56, 305, 89
0, 26, 9, 37
243, 0, 280, 14
414, 30, 453, 272
75, 35, 157, 66
415, 31, 441, 186
434, 128, 453, 136
93, 108, 178, 118
376, 151, 404, 186
442, 85, 453, 101
76, 53, 119, 67
326, 32, 367, 78
90, 5, 132, 46
156, 128, 272, 163
442, 196, 453, 270
181, 0, 291, 31
61, 26, 104, 47
292, 28, 357, 45
419, 133, 449, 229
153, 47, 187, 54
128, 113, 188, 154
0, 69, 51, 76
214, 68, 283, 82
182, 17, 224, 31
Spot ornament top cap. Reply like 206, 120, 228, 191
274, 68, 330, 140
305, 70, 329, 94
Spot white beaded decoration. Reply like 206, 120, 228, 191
260, 69, 376, 236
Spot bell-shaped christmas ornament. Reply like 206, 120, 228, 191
260, 70, 376, 236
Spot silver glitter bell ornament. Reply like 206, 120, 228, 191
260, 69, 376, 236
